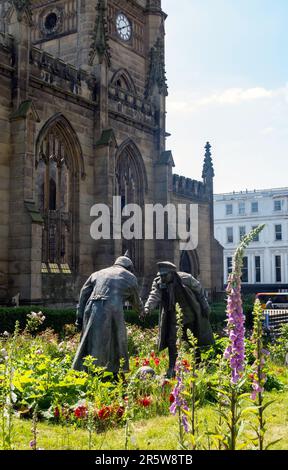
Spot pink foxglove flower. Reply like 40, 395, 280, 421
224, 226, 265, 384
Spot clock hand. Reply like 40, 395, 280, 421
117, 25, 130, 31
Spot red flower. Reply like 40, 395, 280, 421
169, 393, 175, 403
54, 406, 60, 418
135, 357, 140, 367
150, 350, 156, 358
182, 359, 190, 370
115, 406, 125, 418
162, 379, 171, 388
154, 357, 160, 366
139, 396, 152, 407
142, 358, 150, 366
74, 405, 88, 419
98, 406, 111, 420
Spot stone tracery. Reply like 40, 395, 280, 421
35, 114, 84, 269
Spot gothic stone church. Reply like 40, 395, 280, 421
0, 0, 223, 305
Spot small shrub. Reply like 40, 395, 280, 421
269, 323, 288, 364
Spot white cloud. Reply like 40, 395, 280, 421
260, 127, 275, 136
167, 85, 285, 113
198, 87, 273, 105
166, 83, 288, 193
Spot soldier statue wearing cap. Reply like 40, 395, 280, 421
144, 261, 214, 378
72, 252, 143, 375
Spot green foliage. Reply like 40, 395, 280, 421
5, 398, 288, 451
25, 311, 46, 336
210, 295, 255, 333
0, 274, 287, 451
200, 335, 229, 362
209, 302, 227, 332
126, 325, 158, 356
0, 306, 75, 334
211, 383, 254, 450
0, 323, 287, 450
125, 309, 159, 328
0, 307, 159, 335
264, 373, 284, 392
269, 323, 288, 365
250, 299, 270, 450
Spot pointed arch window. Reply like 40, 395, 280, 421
180, 251, 192, 274
36, 115, 84, 271
180, 250, 200, 278
111, 68, 137, 95
115, 141, 147, 274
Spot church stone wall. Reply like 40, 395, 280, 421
29, 79, 98, 294
0, 57, 11, 301
0, 0, 223, 305
171, 192, 213, 293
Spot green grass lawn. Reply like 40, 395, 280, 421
9, 387, 288, 450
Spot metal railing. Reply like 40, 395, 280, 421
263, 309, 288, 335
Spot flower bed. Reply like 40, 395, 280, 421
0, 227, 287, 450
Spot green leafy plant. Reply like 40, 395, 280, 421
249, 299, 281, 450
0, 321, 19, 449
213, 225, 265, 450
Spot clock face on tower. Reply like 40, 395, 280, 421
116, 13, 132, 41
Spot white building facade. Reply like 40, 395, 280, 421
214, 188, 288, 292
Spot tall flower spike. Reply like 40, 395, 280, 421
251, 299, 269, 400
224, 225, 265, 384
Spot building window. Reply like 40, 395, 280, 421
180, 251, 192, 274
41, 8, 63, 37
251, 202, 259, 213
238, 202, 245, 215
36, 138, 70, 265
239, 226, 246, 241
252, 225, 259, 242
275, 255, 282, 282
241, 256, 249, 283
274, 200, 282, 212
275, 225, 282, 241
255, 256, 261, 283
116, 140, 147, 275
226, 204, 233, 216
227, 227, 234, 244
227, 257, 233, 278
36, 115, 84, 270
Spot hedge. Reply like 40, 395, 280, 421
0, 296, 254, 335
0, 306, 159, 334
0, 306, 75, 334
210, 295, 255, 332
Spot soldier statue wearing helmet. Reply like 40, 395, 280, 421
72, 252, 143, 375
144, 261, 214, 378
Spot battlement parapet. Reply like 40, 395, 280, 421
30, 47, 97, 101
173, 174, 208, 201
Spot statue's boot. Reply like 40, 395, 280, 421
165, 367, 176, 379
165, 345, 177, 379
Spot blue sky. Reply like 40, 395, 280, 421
163, 0, 288, 193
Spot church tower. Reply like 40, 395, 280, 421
29, 1, 167, 141
0, 0, 222, 304
25, 0, 172, 285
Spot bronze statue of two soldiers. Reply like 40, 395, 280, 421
72, 254, 214, 378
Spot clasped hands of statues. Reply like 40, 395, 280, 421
75, 306, 148, 331
139, 305, 150, 322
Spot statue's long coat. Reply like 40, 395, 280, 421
72, 265, 142, 373
145, 272, 214, 351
